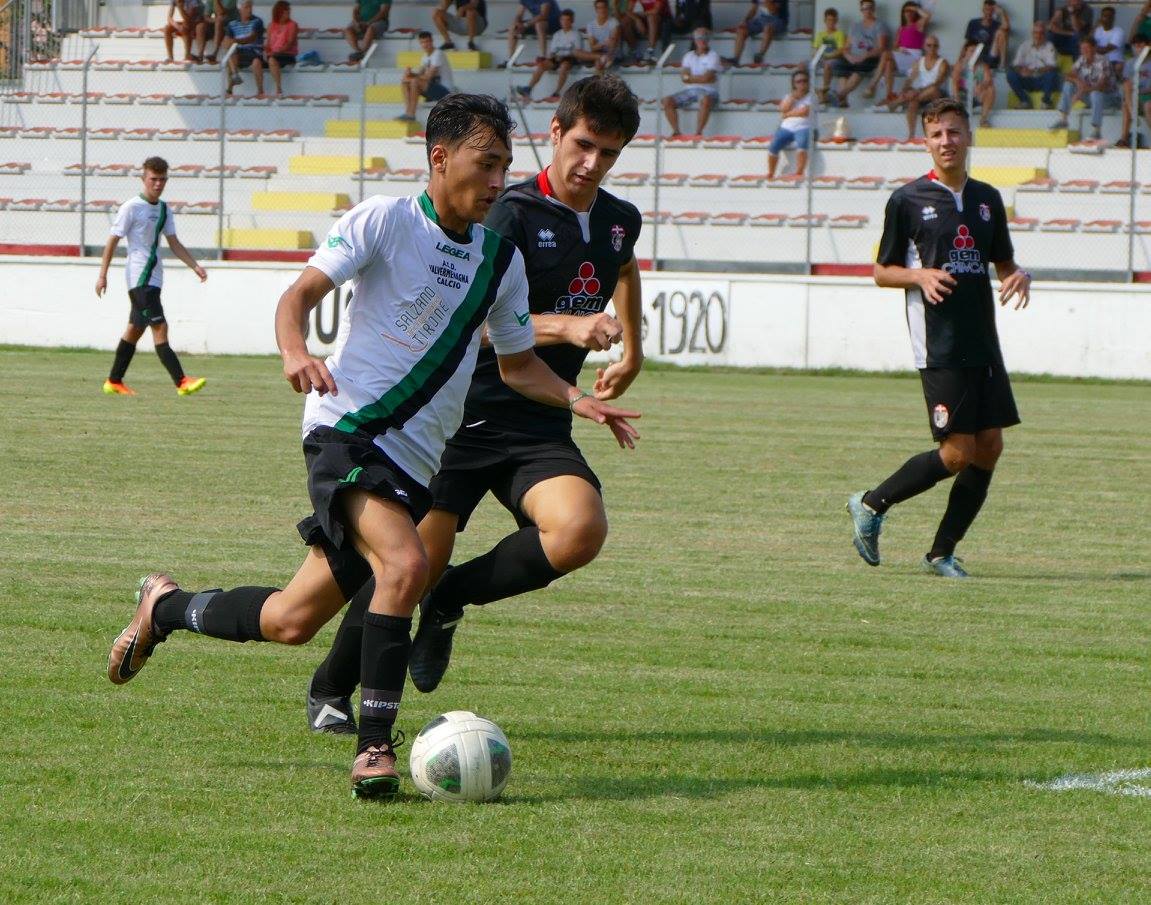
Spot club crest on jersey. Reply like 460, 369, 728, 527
921, 205, 937, 221
557, 261, 605, 315
611, 224, 625, 252
932, 404, 949, 429
943, 224, 986, 276
979, 203, 991, 222
537, 227, 557, 248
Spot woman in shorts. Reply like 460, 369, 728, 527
869, 1, 931, 102
768, 70, 814, 179
266, 0, 300, 96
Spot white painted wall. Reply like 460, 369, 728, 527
2, 258, 1149, 378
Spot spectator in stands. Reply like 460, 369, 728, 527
813, 6, 845, 104
951, 0, 1008, 128
1093, 6, 1125, 82
164, 0, 208, 63
1006, 21, 1059, 110
1048, 0, 1093, 60
516, 8, 593, 101
768, 69, 813, 178
662, 27, 721, 135
610, 0, 643, 61
1052, 35, 1112, 140
433, 0, 487, 52
724, 0, 787, 67
873, 34, 948, 141
265, 1, 299, 96
1136, 1, 1151, 44
224, 0, 266, 94
399, 30, 454, 120
585, 0, 623, 70
633, 0, 670, 63
345, 0, 391, 63
1117, 32, 1151, 147
503, 0, 560, 66
205, 0, 240, 63
831, 0, 889, 107
666, 0, 712, 46
869, 1, 931, 104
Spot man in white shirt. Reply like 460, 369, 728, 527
662, 27, 721, 135
585, 0, 622, 69
1093, 5, 1125, 80
1007, 20, 1060, 109
517, 8, 599, 101
399, 30, 455, 121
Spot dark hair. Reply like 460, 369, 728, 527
271, 0, 290, 22
1080, 35, 1096, 46
560, 7, 574, 17
418, 29, 432, 39
424, 93, 515, 162
921, 97, 969, 127
825, 7, 838, 16
791, 69, 809, 86
142, 156, 169, 174
554, 75, 640, 144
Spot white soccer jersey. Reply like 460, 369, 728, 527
303, 193, 535, 486
110, 195, 178, 289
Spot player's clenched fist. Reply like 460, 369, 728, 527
568, 312, 623, 350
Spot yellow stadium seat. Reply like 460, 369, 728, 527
325, 119, 422, 138
975, 129, 1078, 148
289, 156, 387, 175
218, 228, 314, 249
364, 84, 403, 103
396, 50, 491, 70
252, 192, 352, 212
970, 166, 1049, 187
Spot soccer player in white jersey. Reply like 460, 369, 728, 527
106, 94, 640, 800
95, 156, 208, 397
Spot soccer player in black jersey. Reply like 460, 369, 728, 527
846, 97, 1031, 578
304, 76, 644, 731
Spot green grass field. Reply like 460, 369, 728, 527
1, 347, 1148, 904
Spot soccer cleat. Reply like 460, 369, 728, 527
103, 379, 137, 396
306, 680, 357, 735
176, 376, 206, 396
351, 733, 405, 799
108, 572, 179, 684
408, 596, 464, 693
923, 555, 970, 579
846, 491, 885, 566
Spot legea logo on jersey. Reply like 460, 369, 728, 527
943, 224, 986, 276
537, 228, 557, 248
557, 262, 605, 315
383, 285, 450, 352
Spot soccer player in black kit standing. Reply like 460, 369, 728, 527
846, 97, 1031, 579
306, 76, 644, 730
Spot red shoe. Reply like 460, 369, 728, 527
103, 379, 137, 396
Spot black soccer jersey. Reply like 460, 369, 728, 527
462, 170, 642, 437
876, 172, 1014, 369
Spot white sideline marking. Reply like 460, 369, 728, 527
1025, 768, 1151, 798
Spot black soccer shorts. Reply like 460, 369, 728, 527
128, 285, 166, 328
919, 364, 1021, 442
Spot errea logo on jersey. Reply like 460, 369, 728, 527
537, 228, 557, 248
943, 225, 986, 276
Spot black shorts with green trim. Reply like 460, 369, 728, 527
128, 285, 166, 328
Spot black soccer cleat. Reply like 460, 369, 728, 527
408, 596, 465, 693
306, 679, 357, 735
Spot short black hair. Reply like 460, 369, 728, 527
560, 7, 575, 17
424, 93, 515, 162
554, 75, 640, 144
418, 29, 432, 39
142, 156, 168, 175
921, 97, 969, 127
825, 6, 838, 16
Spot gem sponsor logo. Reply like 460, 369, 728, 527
556, 262, 605, 315
943, 225, 986, 275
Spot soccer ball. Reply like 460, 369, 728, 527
409, 710, 512, 802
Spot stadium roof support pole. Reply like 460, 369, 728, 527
78, 44, 98, 256
650, 41, 676, 272
505, 44, 545, 172
357, 41, 380, 204
216, 42, 238, 261
966, 43, 983, 135
1128, 44, 1149, 279
804, 43, 827, 275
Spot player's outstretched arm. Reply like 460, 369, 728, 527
95, 235, 120, 297
166, 235, 207, 282
994, 260, 1031, 309
496, 348, 641, 449
595, 254, 644, 400
276, 265, 339, 396
874, 262, 956, 304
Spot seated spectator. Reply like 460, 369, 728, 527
952, 0, 1008, 128
812, 6, 845, 104
504, 0, 560, 66
632, 0, 670, 63
1006, 21, 1060, 110
346, 0, 390, 63
265, 0, 298, 96
225, 0, 266, 94
609, 0, 643, 61
205, 0, 240, 63
399, 30, 454, 120
164, 0, 208, 63
1093, 6, 1125, 82
768, 70, 813, 178
1137, 1, 1151, 44
870, 1, 931, 103
724, 0, 787, 67
1117, 32, 1151, 147
1048, 0, 1093, 60
433, 0, 487, 52
662, 27, 721, 135
585, 0, 623, 70
516, 8, 596, 100
879, 35, 948, 140
832, 0, 889, 107
1052, 35, 1112, 140
666, 0, 712, 42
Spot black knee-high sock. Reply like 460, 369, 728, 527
310, 581, 371, 699
929, 465, 993, 559
154, 342, 186, 384
358, 612, 411, 754
152, 587, 273, 641
863, 449, 953, 515
109, 339, 137, 382
427, 526, 565, 617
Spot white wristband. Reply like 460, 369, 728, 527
568, 389, 592, 411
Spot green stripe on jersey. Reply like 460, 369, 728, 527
136, 200, 167, 289
334, 227, 504, 434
